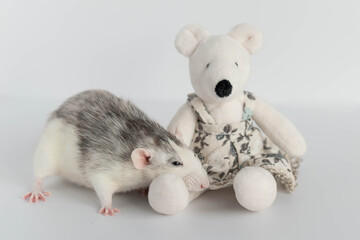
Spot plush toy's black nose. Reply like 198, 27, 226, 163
215, 79, 232, 98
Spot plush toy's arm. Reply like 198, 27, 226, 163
167, 102, 197, 146
252, 97, 307, 157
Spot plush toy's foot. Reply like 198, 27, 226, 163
23, 190, 51, 203
98, 207, 120, 216
148, 174, 189, 215
233, 166, 277, 211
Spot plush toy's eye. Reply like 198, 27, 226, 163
235, 62, 238, 67
171, 161, 183, 166
206, 63, 210, 69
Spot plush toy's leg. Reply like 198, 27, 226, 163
233, 166, 277, 211
89, 175, 120, 216
148, 174, 204, 215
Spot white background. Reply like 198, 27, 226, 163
1, 1, 360, 240
1, 0, 360, 104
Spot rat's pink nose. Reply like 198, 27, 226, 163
183, 172, 210, 191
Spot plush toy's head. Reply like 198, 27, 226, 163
175, 24, 263, 104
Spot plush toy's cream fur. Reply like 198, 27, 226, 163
148, 174, 189, 214
175, 24, 209, 57
252, 97, 307, 157
148, 24, 306, 214
234, 167, 277, 211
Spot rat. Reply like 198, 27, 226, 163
23, 90, 209, 216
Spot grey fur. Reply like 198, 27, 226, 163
51, 90, 183, 173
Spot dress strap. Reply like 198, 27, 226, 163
187, 93, 216, 125
242, 91, 257, 121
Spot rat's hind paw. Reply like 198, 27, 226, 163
23, 190, 51, 203
98, 207, 120, 216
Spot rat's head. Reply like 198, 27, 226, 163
130, 135, 209, 191
175, 23, 263, 104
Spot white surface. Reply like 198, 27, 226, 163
0, 97, 359, 240
1, 0, 360, 104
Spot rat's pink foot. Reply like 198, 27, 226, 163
23, 190, 51, 203
98, 207, 120, 216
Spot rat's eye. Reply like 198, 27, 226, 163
171, 161, 183, 166
206, 63, 210, 69
235, 62, 238, 67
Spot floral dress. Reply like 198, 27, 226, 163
188, 91, 301, 192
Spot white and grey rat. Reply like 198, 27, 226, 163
23, 90, 209, 216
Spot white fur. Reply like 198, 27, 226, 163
168, 140, 209, 191
34, 119, 208, 190
34, 118, 88, 186
33, 118, 209, 213
233, 167, 277, 211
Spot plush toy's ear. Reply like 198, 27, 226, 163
228, 23, 263, 54
131, 148, 152, 170
175, 24, 209, 57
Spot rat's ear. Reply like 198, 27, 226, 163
175, 24, 209, 57
228, 23, 263, 54
131, 148, 152, 170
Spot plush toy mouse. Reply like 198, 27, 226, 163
148, 23, 307, 214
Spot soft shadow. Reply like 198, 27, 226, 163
46, 178, 100, 208
188, 187, 252, 216
21, 177, 285, 216
46, 179, 154, 213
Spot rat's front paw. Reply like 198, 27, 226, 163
23, 190, 51, 203
98, 207, 120, 216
